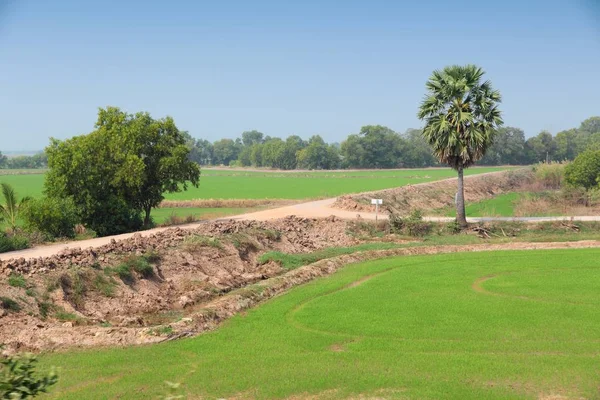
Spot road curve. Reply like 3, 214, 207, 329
2, 170, 598, 261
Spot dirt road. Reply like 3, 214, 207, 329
3, 170, 598, 261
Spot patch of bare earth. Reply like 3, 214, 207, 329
333, 169, 533, 214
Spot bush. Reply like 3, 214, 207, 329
389, 209, 432, 237
0, 297, 20, 312
0, 347, 58, 399
0, 232, 29, 253
565, 150, 600, 190
22, 197, 79, 239
533, 162, 566, 189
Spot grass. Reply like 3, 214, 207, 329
8, 273, 27, 288
259, 242, 404, 270
0, 296, 20, 312
38, 248, 600, 399
0, 167, 511, 201
181, 234, 224, 251
151, 207, 251, 224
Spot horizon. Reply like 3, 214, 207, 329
1, 0, 599, 152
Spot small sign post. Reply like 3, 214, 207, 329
371, 199, 383, 221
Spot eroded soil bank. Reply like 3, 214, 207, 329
1, 212, 599, 354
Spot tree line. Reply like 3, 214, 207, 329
184, 117, 600, 169
1, 116, 599, 171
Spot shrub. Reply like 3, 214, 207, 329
113, 253, 157, 282
22, 197, 79, 240
0, 347, 58, 399
0, 297, 20, 312
0, 232, 29, 253
533, 161, 566, 189
565, 150, 600, 190
389, 209, 432, 237
8, 274, 26, 288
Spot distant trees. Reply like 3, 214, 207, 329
45, 107, 200, 235
418, 65, 503, 227
479, 127, 527, 165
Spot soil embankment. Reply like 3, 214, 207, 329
333, 169, 533, 214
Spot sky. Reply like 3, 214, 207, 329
0, 0, 599, 151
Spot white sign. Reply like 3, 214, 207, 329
371, 199, 383, 205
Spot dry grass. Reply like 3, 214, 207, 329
159, 199, 295, 209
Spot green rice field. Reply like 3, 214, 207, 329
0, 167, 510, 201
40, 248, 600, 399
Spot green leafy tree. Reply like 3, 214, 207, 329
401, 129, 437, 167
479, 127, 527, 165
212, 139, 240, 165
296, 135, 340, 169
554, 129, 579, 161
0, 347, 58, 399
418, 64, 503, 227
46, 107, 200, 233
0, 152, 6, 168
525, 131, 556, 163
579, 116, 600, 135
564, 150, 600, 190
341, 125, 405, 168
241, 130, 265, 147
0, 183, 31, 233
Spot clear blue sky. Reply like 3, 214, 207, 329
0, 0, 598, 151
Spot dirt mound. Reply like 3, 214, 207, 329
333, 169, 534, 214
0, 216, 356, 353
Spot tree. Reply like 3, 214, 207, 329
479, 127, 527, 165
340, 126, 405, 168
418, 65, 503, 227
525, 131, 556, 163
564, 150, 600, 190
297, 135, 340, 169
241, 130, 265, 147
401, 129, 437, 167
554, 129, 579, 161
46, 107, 200, 233
0, 152, 6, 168
579, 116, 600, 135
212, 139, 240, 165
0, 183, 31, 233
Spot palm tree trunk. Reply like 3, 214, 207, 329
456, 166, 468, 228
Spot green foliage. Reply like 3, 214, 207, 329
418, 65, 503, 170
418, 64, 503, 226
0, 183, 31, 232
296, 135, 340, 170
532, 161, 566, 189
0, 348, 58, 399
0, 233, 29, 253
44, 106, 200, 235
22, 197, 79, 239
565, 150, 600, 190
54, 310, 80, 323
148, 326, 174, 336
92, 273, 116, 298
181, 235, 223, 252
37, 302, 53, 319
258, 242, 401, 270
479, 127, 528, 165
0, 297, 20, 312
0, 152, 47, 169
113, 253, 158, 282
8, 274, 26, 288
341, 125, 405, 169
389, 209, 432, 237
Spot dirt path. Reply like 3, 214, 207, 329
3, 170, 599, 261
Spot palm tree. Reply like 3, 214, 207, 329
0, 183, 31, 232
418, 65, 503, 227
